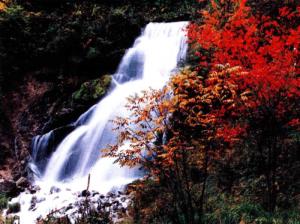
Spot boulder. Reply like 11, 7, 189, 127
7, 202, 21, 214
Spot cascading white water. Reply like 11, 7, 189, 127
43, 21, 188, 184
11, 21, 188, 223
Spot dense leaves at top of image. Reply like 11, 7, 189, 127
104, 0, 300, 223
0, 0, 198, 95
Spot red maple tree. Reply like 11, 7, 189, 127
188, 0, 300, 211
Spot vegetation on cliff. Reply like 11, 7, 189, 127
0, 0, 198, 96
72, 75, 112, 105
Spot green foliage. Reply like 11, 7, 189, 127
0, 2, 30, 93
72, 75, 111, 104
145, 0, 199, 22
0, 1, 120, 95
0, 0, 198, 96
128, 179, 300, 224
128, 179, 180, 224
204, 194, 300, 224
86, 47, 101, 60
7, 202, 20, 213
0, 194, 8, 210
0, 4, 27, 32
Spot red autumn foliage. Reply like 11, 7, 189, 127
188, 0, 300, 211
188, 0, 300, 142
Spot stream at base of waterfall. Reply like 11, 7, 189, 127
5, 21, 188, 224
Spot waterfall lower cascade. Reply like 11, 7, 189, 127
10, 21, 188, 223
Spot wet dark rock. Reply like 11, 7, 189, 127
81, 190, 91, 197
7, 202, 21, 214
29, 185, 41, 194
30, 196, 37, 210
107, 192, 116, 198
29, 189, 37, 194
103, 202, 111, 207
92, 191, 99, 196
112, 200, 120, 205
100, 194, 105, 199
65, 204, 73, 211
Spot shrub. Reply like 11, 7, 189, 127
7, 202, 20, 214
0, 194, 8, 210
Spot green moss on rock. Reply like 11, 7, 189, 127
72, 75, 111, 104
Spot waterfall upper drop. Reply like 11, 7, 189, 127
30, 22, 188, 190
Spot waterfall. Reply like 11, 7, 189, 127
13, 21, 188, 223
